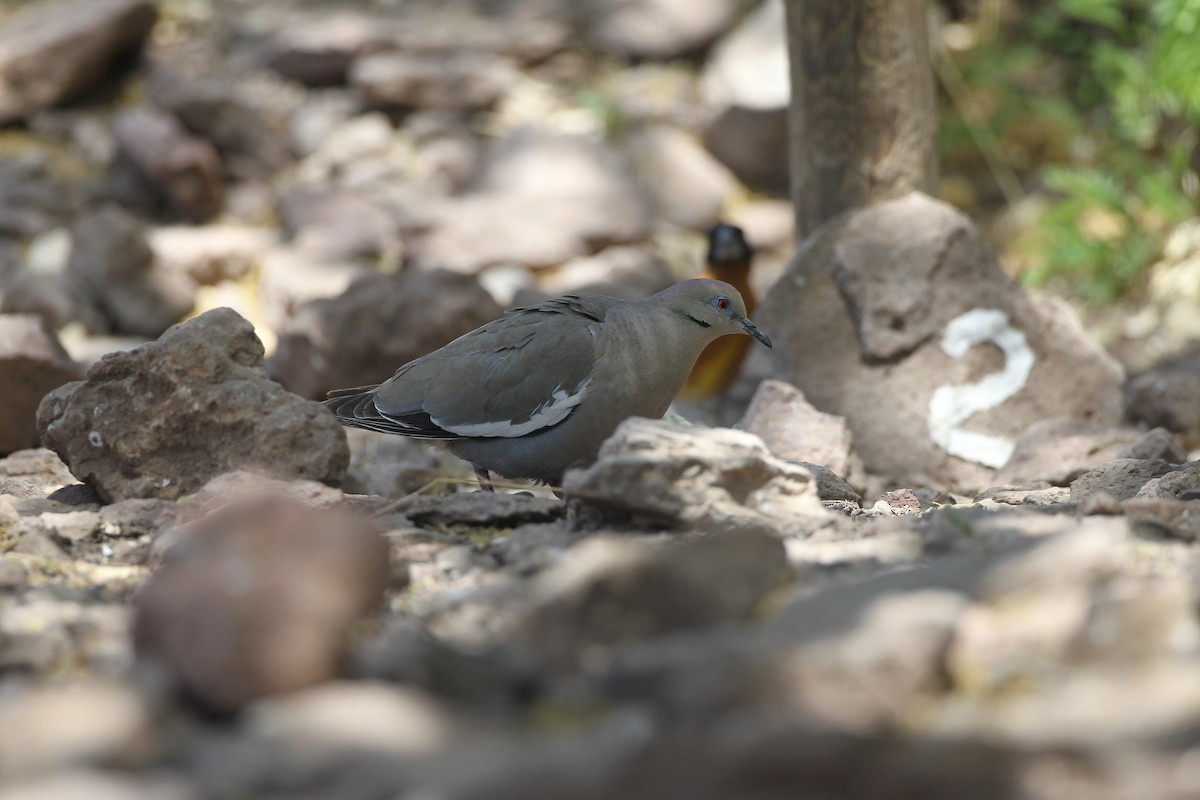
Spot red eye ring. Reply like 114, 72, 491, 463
716, 297, 731, 311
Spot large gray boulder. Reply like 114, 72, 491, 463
748, 192, 1125, 491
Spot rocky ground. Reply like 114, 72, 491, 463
5, 0, 1200, 798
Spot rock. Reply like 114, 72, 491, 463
755, 589, 968, 729
564, 418, 826, 535
269, 269, 502, 400
623, 123, 736, 230
0, 600, 131, 675
973, 485, 1070, 506
113, 108, 225, 222
538, 246, 677, 299
740, 379, 865, 490
133, 495, 389, 713
2, 228, 108, 333
0, 770, 197, 800
39, 509, 99, 544
268, 14, 393, 86
0, 315, 81, 455
996, 419, 1181, 487
703, 106, 789, 197
66, 207, 195, 337
699, 0, 789, 195
351, 52, 515, 111
245, 681, 452, 755
0, 680, 154, 782
423, 129, 651, 272
146, 225, 274, 286
384, 492, 565, 530
796, 463, 862, 505
874, 488, 924, 516
37, 307, 349, 502
344, 430, 441, 499
269, 4, 568, 86
728, 198, 795, 253
278, 185, 403, 266
1069, 459, 1176, 503
0, 155, 64, 237
1134, 461, 1200, 501
146, 64, 291, 179
1126, 369, 1200, 448
1122, 498, 1200, 540
175, 472, 345, 518
0, 0, 158, 125
1117, 426, 1189, 462
750, 193, 1125, 491
258, 248, 368, 331
585, 0, 738, 60
517, 531, 788, 672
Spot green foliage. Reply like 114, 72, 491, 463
941, 0, 1200, 302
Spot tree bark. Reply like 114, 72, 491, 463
785, 0, 938, 239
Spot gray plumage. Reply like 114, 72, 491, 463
324, 278, 772, 485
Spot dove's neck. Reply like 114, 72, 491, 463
600, 300, 724, 418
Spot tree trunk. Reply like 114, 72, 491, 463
785, 0, 938, 239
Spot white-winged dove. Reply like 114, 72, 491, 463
324, 278, 772, 489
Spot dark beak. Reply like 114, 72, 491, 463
739, 316, 772, 348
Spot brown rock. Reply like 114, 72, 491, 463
66, 206, 195, 337
344, 429, 440, 499
996, 419, 1181, 487
797, 462, 862, 505
37, 307, 349, 502
146, 63, 291, 179
423, 129, 651, 272
0, 0, 157, 125
245, 682, 452, 755
0, 600, 131, 675
538, 246, 676, 299
1070, 459, 1176, 503
278, 185, 403, 265
0, 679, 154, 783
268, 5, 567, 86
585, 0, 736, 58
1134, 461, 1200, 501
258, 248, 368, 331
699, 0, 789, 195
268, 14, 395, 86
269, 269, 502, 400
0, 559, 27, 592
1126, 369, 1200, 448
384, 492, 565, 530
113, 108, 225, 222
751, 193, 1124, 491
703, 106, 789, 197
1122, 498, 1200, 541
518, 531, 788, 672
623, 123, 736, 230
0, 316, 81, 455
564, 418, 826, 535
1116, 426, 1189, 462
740, 379, 865, 490
146, 224, 274, 287
351, 52, 514, 111
133, 495, 389, 713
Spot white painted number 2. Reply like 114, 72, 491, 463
927, 309, 1034, 469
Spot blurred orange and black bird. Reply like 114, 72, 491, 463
680, 223, 756, 399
